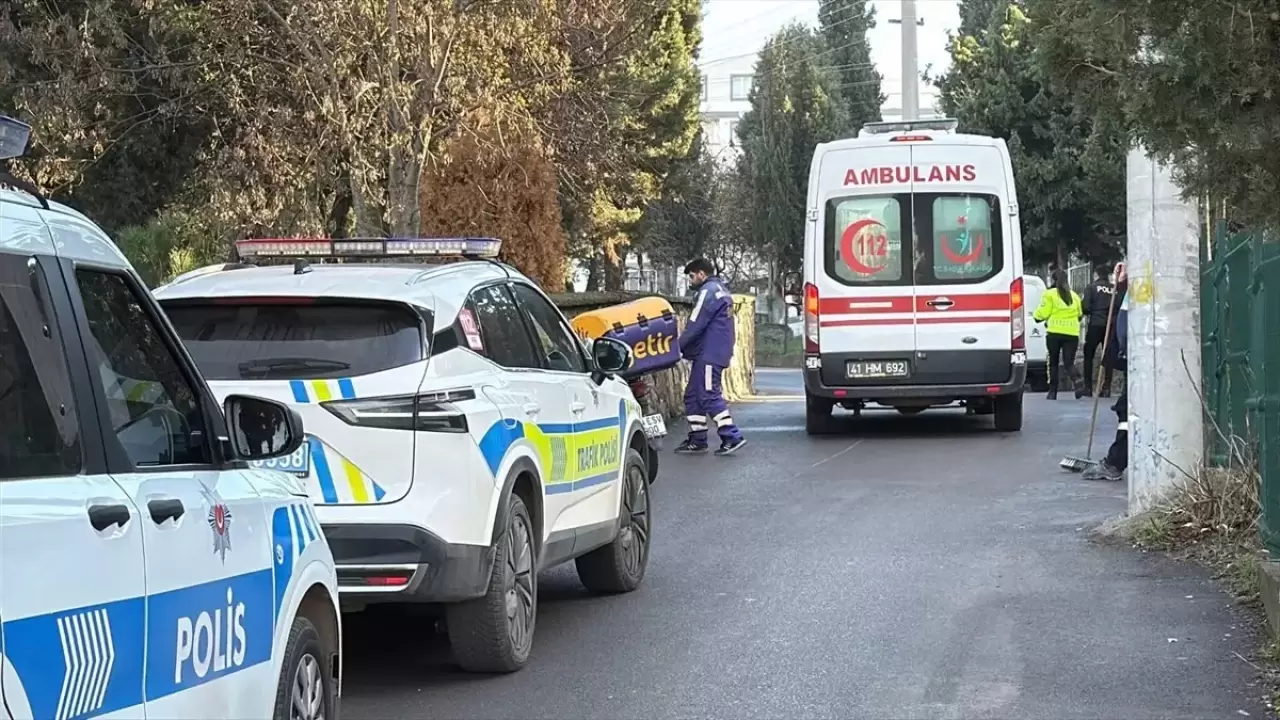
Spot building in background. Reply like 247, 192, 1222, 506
699, 54, 756, 164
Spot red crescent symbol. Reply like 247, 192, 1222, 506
840, 219, 888, 275
940, 232, 985, 264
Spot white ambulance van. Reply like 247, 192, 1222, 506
796, 118, 1027, 434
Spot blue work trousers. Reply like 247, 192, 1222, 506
684, 360, 742, 446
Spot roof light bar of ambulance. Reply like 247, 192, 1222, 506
322, 388, 477, 433
803, 282, 820, 353
0, 116, 33, 160
1010, 276, 1026, 351
858, 118, 959, 138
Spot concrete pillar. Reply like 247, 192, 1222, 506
1125, 147, 1205, 514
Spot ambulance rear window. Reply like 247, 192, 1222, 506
823, 194, 909, 286
163, 300, 427, 380
824, 192, 1003, 286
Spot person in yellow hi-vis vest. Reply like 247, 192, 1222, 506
1032, 269, 1085, 400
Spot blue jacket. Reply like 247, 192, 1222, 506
679, 276, 735, 367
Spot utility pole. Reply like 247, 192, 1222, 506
1125, 147, 1204, 514
888, 2, 924, 120
898, 0, 920, 120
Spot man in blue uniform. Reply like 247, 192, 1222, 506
1084, 261, 1128, 481
675, 258, 746, 456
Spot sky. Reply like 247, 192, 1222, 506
699, 0, 962, 114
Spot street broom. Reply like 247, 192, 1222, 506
1060, 284, 1118, 472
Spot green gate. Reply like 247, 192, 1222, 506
1201, 223, 1280, 555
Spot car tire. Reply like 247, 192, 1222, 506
576, 448, 651, 594
272, 615, 337, 720
446, 492, 537, 673
805, 394, 837, 435
993, 392, 1024, 432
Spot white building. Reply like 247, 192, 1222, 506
698, 54, 757, 164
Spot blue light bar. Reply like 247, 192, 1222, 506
0, 116, 32, 160
235, 237, 502, 261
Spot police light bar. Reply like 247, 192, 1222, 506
0, 116, 32, 160
858, 118, 958, 138
235, 237, 502, 261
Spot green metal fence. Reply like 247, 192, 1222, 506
1200, 223, 1280, 555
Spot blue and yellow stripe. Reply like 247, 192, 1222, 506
289, 378, 357, 404
308, 436, 387, 504
477, 399, 629, 494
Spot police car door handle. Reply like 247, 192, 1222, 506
522, 402, 541, 417
570, 401, 586, 415
87, 503, 132, 532
147, 497, 185, 525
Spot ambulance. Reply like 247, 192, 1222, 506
796, 118, 1027, 434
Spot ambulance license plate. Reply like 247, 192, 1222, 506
846, 359, 910, 379
641, 414, 668, 438
249, 440, 311, 476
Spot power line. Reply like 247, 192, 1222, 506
697, 10, 872, 66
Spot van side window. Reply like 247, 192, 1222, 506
0, 254, 81, 479
76, 269, 211, 468
824, 195, 908, 286
928, 194, 1000, 282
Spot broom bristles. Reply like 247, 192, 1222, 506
1060, 455, 1095, 472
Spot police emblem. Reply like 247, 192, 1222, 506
201, 485, 233, 562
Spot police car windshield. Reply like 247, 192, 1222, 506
163, 301, 426, 381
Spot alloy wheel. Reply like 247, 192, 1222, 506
503, 513, 535, 653
618, 465, 650, 576
290, 653, 325, 720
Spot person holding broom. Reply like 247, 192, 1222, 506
1083, 261, 1129, 482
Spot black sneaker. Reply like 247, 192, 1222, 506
674, 440, 708, 454
714, 438, 747, 456
1082, 461, 1124, 481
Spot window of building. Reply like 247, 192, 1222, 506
730, 74, 754, 101
701, 74, 708, 101
727, 120, 740, 147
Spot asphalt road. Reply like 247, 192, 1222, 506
342, 368, 1265, 719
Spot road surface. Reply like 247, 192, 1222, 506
342, 368, 1265, 718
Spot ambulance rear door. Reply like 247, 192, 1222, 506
810, 141, 917, 387
907, 140, 1020, 386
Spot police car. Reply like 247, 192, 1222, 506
151, 237, 657, 673
0, 117, 341, 720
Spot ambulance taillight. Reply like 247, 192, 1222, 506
1010, 276, 1025, 350
803, 282, 820, 353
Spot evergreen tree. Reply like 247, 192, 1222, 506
736, 24, 848, 280
934, 1, 1125, 267
817, 0, 883, 134
639, 129, 718, 267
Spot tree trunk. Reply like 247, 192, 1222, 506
603, 249, 625, 291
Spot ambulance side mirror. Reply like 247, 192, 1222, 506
783, 294, 800, 307
782, 271, 802, 304
224, 394, 305, 461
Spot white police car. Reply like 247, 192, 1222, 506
0, 117, 341, 719
151, 237, 657, 673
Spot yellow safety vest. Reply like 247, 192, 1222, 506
1033, 289, 1083, 337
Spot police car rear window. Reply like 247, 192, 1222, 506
164, 301, 426, 380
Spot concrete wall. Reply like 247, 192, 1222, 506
550, 292, 757, 419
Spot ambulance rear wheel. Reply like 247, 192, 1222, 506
805, 394, 836, 435
993, 392, 1024, 432
273, 615, 337, 720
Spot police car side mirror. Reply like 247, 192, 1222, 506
591, 336, 632, 374
224, 394, 305, 461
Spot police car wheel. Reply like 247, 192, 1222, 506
576, 448, 651, 594
446, 492, 537, 673
273, 616, 336, 720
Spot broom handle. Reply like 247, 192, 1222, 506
1085, 288, 1118, 458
